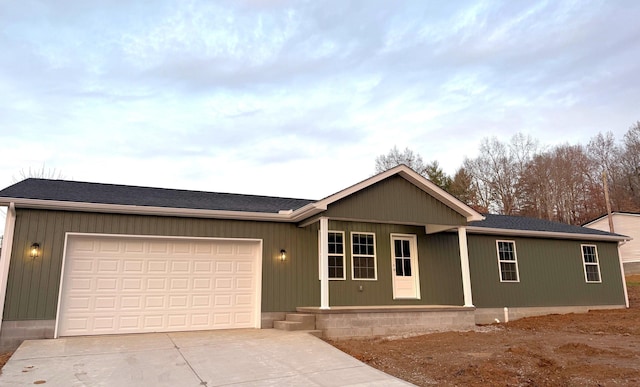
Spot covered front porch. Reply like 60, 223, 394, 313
274, 217, 478, 339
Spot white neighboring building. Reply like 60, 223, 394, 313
585, 212, 640, 274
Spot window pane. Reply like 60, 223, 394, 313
403, 258, 412, 276
328, 254, 343, 279
585, 265, 600, 282
395, 258, 403, 276
394, 240, 402, 257
582, 246, 597, 263
500, 262, 517, 281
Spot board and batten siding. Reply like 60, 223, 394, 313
323, 175, 467, 226
4, 209, 321, 321
468, 235, 626, 308
327, 221, 464, 306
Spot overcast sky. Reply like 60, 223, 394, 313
1, 0, 640, 209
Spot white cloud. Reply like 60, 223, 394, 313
0, 0, 639, 210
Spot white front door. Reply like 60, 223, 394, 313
391, 234, 420, 299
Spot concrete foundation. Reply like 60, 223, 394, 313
474, 305, 625, 325
296, 305, 476, 339
0, 320, 55, 351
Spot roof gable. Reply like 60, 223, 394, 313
292, 165, 484, 223
321, 174, 467, 226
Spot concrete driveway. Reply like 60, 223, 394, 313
0, 329, 412, 386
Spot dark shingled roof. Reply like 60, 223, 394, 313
0, 179, 628, 239
0, 179, 315, 213
471, 213, 626, 238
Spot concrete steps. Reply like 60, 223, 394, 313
273, 313, 318, 335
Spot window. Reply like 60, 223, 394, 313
496, 240, 519, 282
328, 231, 345, 280
581, 244, 601, 283
351, 232, 377, 280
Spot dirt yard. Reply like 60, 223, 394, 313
328, 276, 640, 386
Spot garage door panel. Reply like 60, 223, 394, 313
124, 241, 144, 253
99, 241, 120, 253
58, 236, 260, 336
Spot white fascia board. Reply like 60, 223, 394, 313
466, 226, 631, 242
1, 198, 294, 222
305, 165, 484, 222
290, 202, 327, 222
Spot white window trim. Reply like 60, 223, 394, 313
328, 231, 346, 281
496, 240, 520, 283
318, 230, 347, 281
351, 232, 377, 281
581, 244, 602, 283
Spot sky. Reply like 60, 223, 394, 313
1, 0, 640, 223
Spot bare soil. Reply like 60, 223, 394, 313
328, 275, 640, 386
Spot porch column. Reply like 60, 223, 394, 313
319, 217, 330, 309
458, 226, 474, 307
0, 203, 17, 334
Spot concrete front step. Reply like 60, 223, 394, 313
285, 313, 315, 327
273, 313, 316, 331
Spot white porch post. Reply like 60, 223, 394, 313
0, 203, 17, 334
458, 226, 474, 307
319, 217, 330, 309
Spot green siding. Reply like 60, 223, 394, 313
323, 175, 466, 226
468, 235, 626, 307
328, 221, 464, 306
5, 210, 467, 321
6, 208, 625, 322
5, 209, 321, 320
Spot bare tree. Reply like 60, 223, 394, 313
518, 144, 597, 224
375, 146, 427, 175
620, 122, 640, 211
12, 164, 66, 183
463, 134, 536, 215
587, 131, 624, 210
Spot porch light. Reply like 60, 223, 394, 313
30, 243, 41, 259
280, 249, 287, 261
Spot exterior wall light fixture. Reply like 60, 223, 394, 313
280, 249, 287, 262
30, 243, 41, 259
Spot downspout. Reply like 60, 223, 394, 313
0, 203, 17, 334
618, 240, 629, 308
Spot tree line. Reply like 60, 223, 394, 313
375, 121, 640, 225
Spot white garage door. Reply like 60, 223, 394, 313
57, 234, 261, 337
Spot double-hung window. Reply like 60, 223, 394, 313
328, 231, 345, 280
581, 244, 601, 283
496, 240, 519, 282
351, 232, 377, 280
